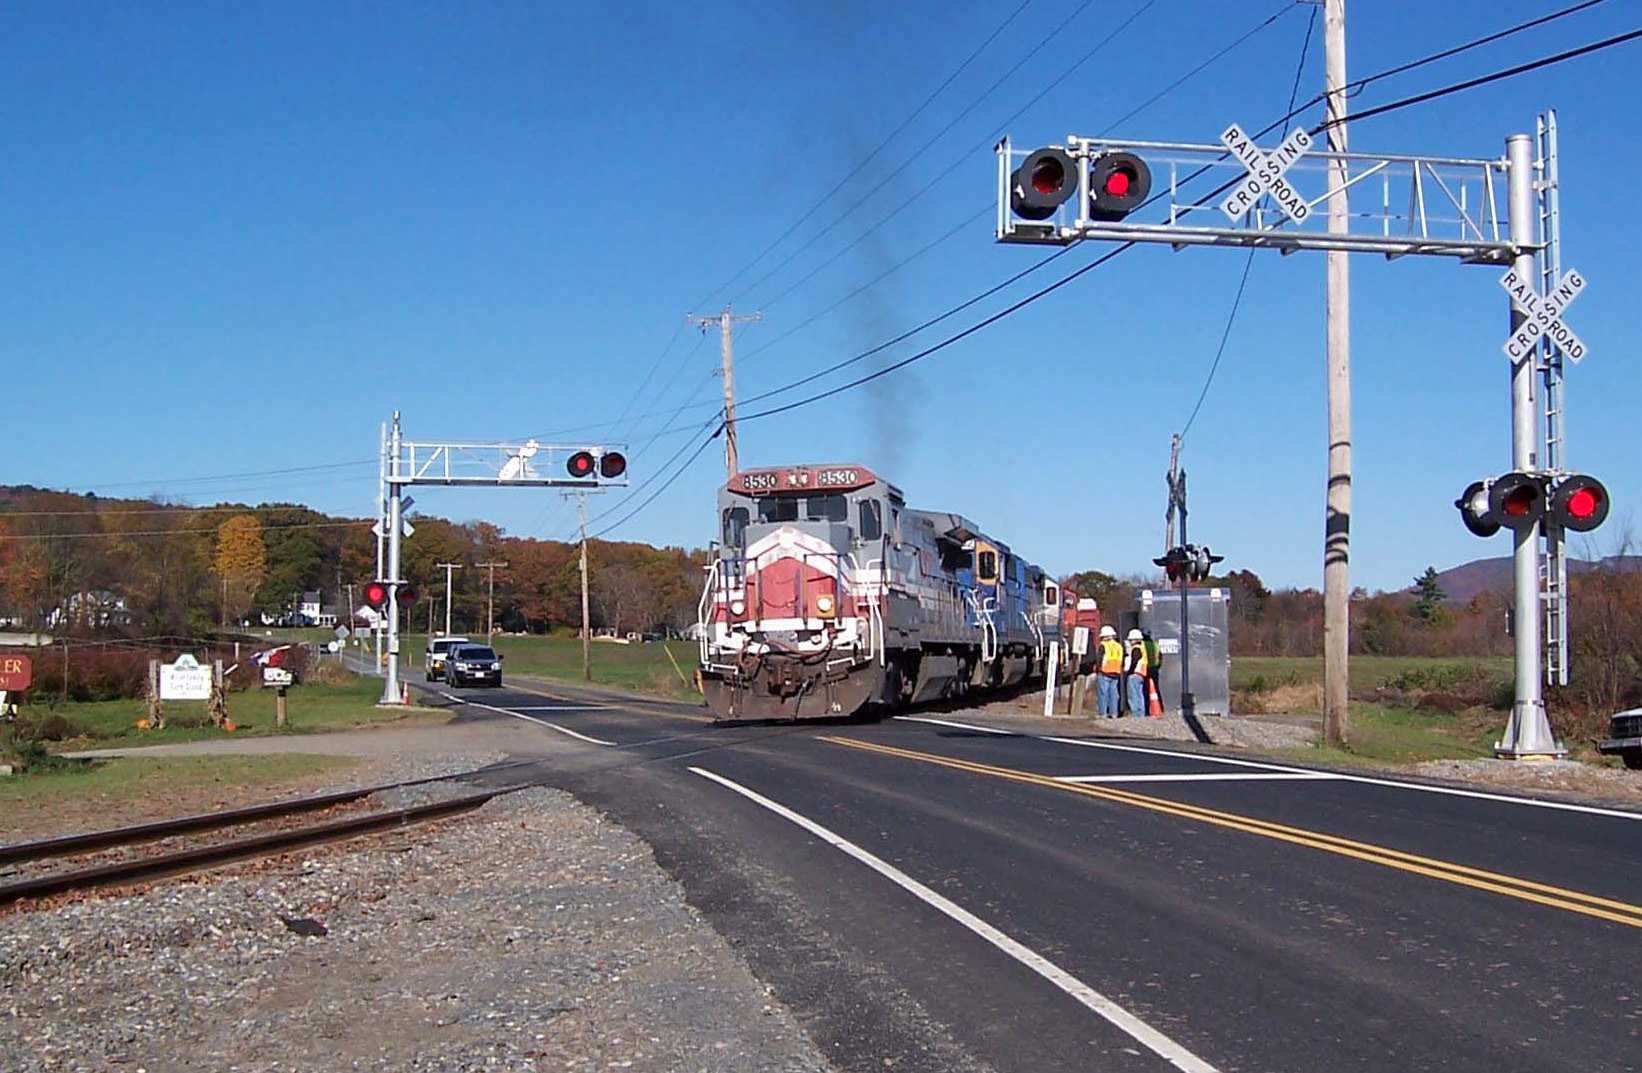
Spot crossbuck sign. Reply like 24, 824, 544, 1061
1500, 267, 1588, 364
1219, 123, 1313, 223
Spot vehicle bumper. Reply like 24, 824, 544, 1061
1596, 735, 1642, 756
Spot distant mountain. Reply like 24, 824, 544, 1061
1424, 555, 1642, 604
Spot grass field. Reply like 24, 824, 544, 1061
1231, 655, 1514, 696
35, 675, 443, 752
394, 633, 702, 700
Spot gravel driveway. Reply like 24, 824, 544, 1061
1, 787, 834, 1072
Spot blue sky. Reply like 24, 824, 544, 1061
2, 1, 1637, 592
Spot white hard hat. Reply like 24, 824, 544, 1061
1099, 625, 1117, 638
1127, 629, 1144, 641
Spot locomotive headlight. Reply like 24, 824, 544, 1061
815, 594, 836, 617
729, 598, 746, 616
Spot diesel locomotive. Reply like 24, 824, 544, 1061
696, 463, 1091, 721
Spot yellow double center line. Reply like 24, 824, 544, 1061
818, 736, 1642, 929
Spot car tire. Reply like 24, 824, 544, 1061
1624, 749, 1642, 771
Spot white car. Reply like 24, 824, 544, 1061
424, 635, 470, 682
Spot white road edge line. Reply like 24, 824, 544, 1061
1057, 772, 1340, 784
442, 693, 615, 746
894, 716, 1642, 821
689, 765, 1220, 1073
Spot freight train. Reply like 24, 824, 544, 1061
696, 463, 1099, 721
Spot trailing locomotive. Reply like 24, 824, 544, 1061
696, 463, 1077, 721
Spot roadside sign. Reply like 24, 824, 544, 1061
262, 666, 294, 687
1501, 267, 1588, 363
160, 653, 213, 701
333, 624, 351, 639
1071, 626, 1091, 657
326, 640, 341, 653
1219, 122, 1313, 223
0, 654, 33, 691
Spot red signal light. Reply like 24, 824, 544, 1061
1088, 151, 1152, 222
363, 581, 389, 609
1502, 487, 1537, 516
399, 585, 417, 605
599, 451, 627, 479
1550, 474, 1609, 533
1103, 169, 1132, 196
567, 451, 595, 478
1030, 157, 1067, 196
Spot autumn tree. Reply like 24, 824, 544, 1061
214, 514, 267, 624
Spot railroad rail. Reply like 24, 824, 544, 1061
0, 760, 543, 906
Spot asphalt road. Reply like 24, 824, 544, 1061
413, 669, 1642, 1073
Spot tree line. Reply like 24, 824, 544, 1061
0, 486, 706, 638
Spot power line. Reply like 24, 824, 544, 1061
699, 0, 1038, 306
737, 0, 1168, 309
57, 459, 375, 491
1179, 2, 1318, 439
1319, 23, 1642, 130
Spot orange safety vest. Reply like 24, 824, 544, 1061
1098, 639, 1124, 675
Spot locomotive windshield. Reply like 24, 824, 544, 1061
859, 500, 882, 541
754, 495, 846, 524
722, 507, 748, 546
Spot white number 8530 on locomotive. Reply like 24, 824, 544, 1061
696, 464, 1064, 721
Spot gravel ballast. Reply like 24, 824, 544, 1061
1, 786, 834, 1072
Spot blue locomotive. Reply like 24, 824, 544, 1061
696, 463, 1064, 720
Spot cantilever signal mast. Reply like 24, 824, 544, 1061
687, 306, 762, 477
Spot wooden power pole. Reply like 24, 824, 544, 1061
687, 306, 762, 477
477, 561, 507, 636
1322, 0, 1352, 747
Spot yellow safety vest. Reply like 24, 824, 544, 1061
1098, 639, 1124, 675
1128, 643, 1149, 675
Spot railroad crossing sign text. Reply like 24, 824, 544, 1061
1219, 123, 1312, 223
1501, 267, 1588, 364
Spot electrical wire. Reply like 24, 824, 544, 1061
736, 0, 1162, 308
1179, 2, 1317, 440
697, 0, 1039, 306
1319, 23, 1642, 131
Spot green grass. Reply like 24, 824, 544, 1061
399, 633, 702, 699
0, 754, 358, 817
1275, 703, 1495, 767
42, 675, 441, 751
1232, 655, 1513, 695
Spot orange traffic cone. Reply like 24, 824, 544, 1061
1147, 676, 1164, 717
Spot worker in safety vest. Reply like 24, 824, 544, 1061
1142, 630, 1164, 716
1095, 626, 1124, 717
1124, 629, 1150, 718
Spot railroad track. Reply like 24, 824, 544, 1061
0, 760, 544, 907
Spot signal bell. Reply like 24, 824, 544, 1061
1010, 147, 1078, 221
1088, 151, 1151, 221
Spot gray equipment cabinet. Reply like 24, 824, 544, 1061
1138, 588, 1232, 717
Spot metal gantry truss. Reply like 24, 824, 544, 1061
373, 412, 629, 705
995, 134, 1533, 264
388, 437, 629, 489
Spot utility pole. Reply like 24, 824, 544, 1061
436, 562, 462, 636
477, 561, 507, 636
1322, 0, 1351, 748
687, 306, 763, 477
